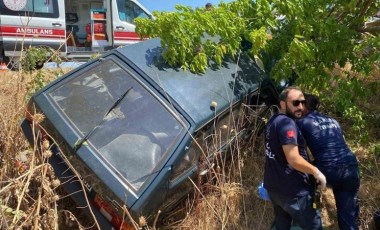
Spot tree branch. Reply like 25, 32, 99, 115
365, 19, 380, 27
357, 26, 380, 33
357, 0, 374, 19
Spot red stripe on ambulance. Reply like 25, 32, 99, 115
0, 26, 65, 38
114, 31, 141, 41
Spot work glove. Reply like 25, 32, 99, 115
313, 169, 326, 190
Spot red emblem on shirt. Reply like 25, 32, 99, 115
287, 130, 294, 138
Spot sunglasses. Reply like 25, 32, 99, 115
291, 100, 306, 107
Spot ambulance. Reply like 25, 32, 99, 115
0, 0, 152, 68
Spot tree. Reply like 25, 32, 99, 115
135, 0, 380, 139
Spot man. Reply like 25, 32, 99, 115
297, 94, 360, 230
264, 86, 326, 230
205, 3, 213, 10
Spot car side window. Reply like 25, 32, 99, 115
170, 104, 242, 181
202, 105, 242, 156
170, 137, 202, 180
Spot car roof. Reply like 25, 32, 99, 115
117, 38, 266, 129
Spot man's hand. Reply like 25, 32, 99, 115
313, 169, 327, 190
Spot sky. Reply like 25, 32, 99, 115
138, 0, 234, 12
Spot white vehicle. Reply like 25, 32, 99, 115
0, 0, 152, 67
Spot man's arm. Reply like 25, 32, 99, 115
283, 144, 326, 189
283, 144, 317, 174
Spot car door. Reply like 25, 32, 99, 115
0, 0, 66, 58
167, 103, 246, 191
111, 0, 151, 47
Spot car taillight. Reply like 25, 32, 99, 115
93, 195, 132, 230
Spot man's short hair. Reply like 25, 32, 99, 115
278, 86, 302, 102
304, 93, 320, 111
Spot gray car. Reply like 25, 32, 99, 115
21, 38, 278, 229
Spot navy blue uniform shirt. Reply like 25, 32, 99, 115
263, 113, 312, 197
296, 111, 358, 168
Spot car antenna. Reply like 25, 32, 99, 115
74, 86, 133, 151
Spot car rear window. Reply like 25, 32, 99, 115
49, 60, 185, 190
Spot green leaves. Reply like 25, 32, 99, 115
247, 27, 269, 56
136, 0, 379, 139
289, 37, 315, 65
135, 2, 246, 73
20, 46, 61, 72
0, 204, 24, 220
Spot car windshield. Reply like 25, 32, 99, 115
49, 60, 185, 190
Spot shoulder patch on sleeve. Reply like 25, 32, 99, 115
287, 130, 294, 138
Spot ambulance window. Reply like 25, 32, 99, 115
0, 0, 59, 18
25, 0, 54, 14
117, 0, 150, 24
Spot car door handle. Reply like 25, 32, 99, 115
116, 26, 124, 30
52, 22, 62, 27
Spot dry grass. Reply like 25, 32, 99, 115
0, 67, 379, 230
169, 105, 276, 230
0, 69, 85, 229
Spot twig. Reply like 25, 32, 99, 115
11, 121, 39, 224
258, 199, 267, 229
152, 210, 161, 230
33, 188, 42, 229
0, 164, 46, 195
188, 177, 222, 222
53, 196, 59, 230
121, 205, 139, 230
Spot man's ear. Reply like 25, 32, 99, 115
280, 100, 286, 110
